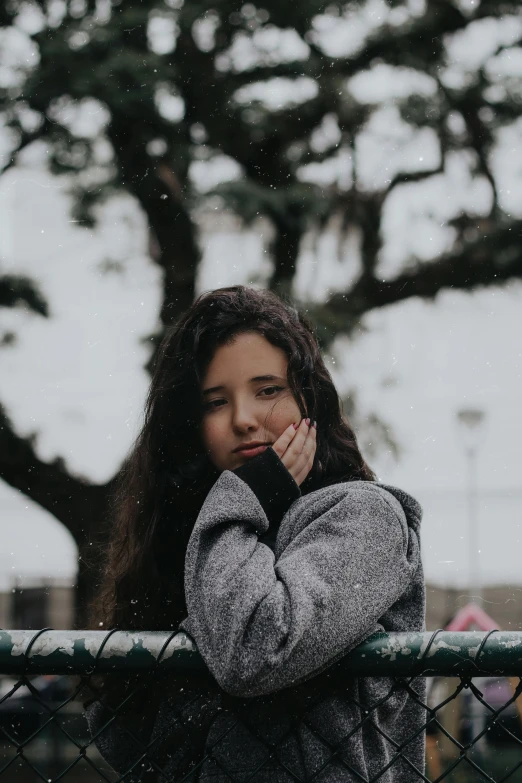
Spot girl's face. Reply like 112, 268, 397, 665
199, 331, 302, 472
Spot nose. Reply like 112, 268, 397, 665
231, 401, 260, 433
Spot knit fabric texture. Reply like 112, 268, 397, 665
85, 446, 427, 781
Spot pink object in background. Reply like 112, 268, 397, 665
444, 603, 500, 631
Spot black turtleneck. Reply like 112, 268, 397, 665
231, 445, 305, 552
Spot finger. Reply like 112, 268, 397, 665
271, 421, 299, 458
295, 440, 317, 485
285, 418, 311, 457
294, 451, 315, 486
298, 422, 316, 459
294, 427, 317, 484
301, 427, 317, 465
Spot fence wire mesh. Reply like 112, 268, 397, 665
1, 629, 521, 782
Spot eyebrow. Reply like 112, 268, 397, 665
202, 375, 285, 397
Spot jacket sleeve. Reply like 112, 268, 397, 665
84, 699, 154, 780
179, 459, 415, 698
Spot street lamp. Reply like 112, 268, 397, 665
455, 407, 487, 604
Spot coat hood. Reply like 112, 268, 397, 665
370, 480, 423, 539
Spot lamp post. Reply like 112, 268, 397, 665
455, 408, 486, 604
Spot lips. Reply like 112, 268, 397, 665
236, 444, 270, 457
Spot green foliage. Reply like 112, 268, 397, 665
0, 1, 517, 223
1, 0, 522, 325
211, 179, 333, 230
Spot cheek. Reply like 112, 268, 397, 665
271, 397, 301, 427
280, 393, 302, 416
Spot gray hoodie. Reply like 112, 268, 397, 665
85, 446, 426, 781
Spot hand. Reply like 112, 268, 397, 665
271, 418, 317, 487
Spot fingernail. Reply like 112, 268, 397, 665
292, 422, 299, 429
313, 420, 317, 428
305, 418, 310, 426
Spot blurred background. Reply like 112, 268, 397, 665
1, 0, 522, 638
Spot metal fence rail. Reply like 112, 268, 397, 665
1, 629, 521, 782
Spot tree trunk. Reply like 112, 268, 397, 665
74, 505, 113, 629
107, 123, 200, 329
269, 221, 302, 297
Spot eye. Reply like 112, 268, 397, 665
203, 386, 284, 411
260, 385, 284, 396
202, 399, 222, 411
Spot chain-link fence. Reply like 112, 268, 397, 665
1, 629, 521, 782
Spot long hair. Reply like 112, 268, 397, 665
87, 285, 375, 636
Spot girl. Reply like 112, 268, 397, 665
85, 285, 426, 782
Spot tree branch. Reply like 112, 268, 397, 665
385, 161, 445, 197
0, 403, 113, 546
0, 274, 49, 316
433, 76, 499, 217
0, 119, 52, 178
323, 218, 522, 328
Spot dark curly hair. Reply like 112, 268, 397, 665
86, 285, 375, 636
